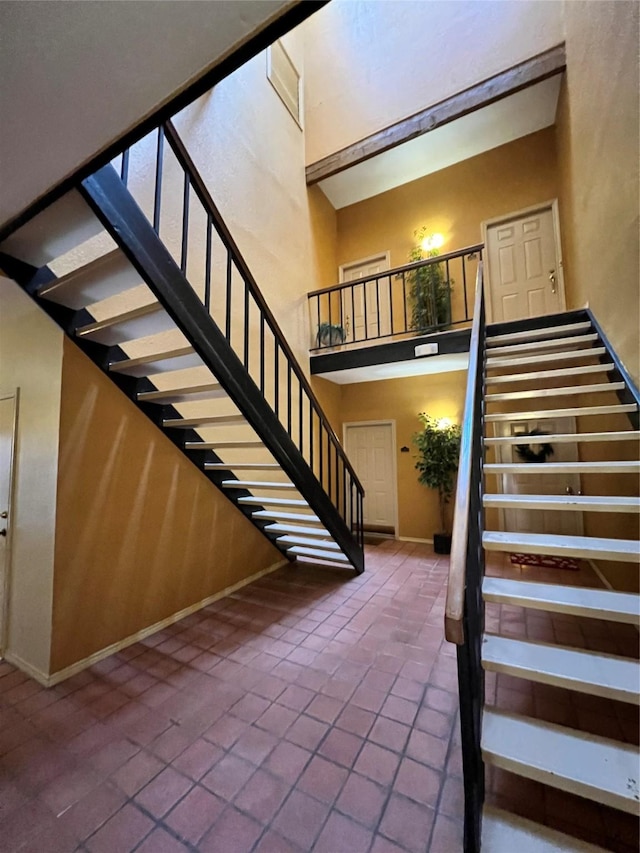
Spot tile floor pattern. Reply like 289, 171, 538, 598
0, 541, 637, 852
0, 542, 465, 852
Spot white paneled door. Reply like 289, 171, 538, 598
340, 254, 391, 343
486, 205, 564, 324
344, 422, 396, 533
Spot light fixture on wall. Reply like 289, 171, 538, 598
436, 417, 453, 430
420, 233, 445, 254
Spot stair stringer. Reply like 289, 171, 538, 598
0, 251, 289, 559
78, 164, 363, 572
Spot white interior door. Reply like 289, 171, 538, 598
340, 254, 391, 342
345, 422, 396, 533
498, 416, 583, 536
486, 205, 564, 323
0, 394, 18, 658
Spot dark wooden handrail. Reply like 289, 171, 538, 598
162, 120, 364, 493
307, 244, 484, 297
445, 262, 484, 645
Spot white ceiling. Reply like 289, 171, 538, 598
313, 351, 469, 385
318, 75, 562, 209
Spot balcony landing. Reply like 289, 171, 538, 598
310, 326, 471, 384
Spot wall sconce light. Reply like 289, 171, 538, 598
436, 417, 453, 430
420, 233, 445, 254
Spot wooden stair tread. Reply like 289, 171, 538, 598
482, 576, 640, 624
484, 431, 640, 446
222, 480, 295, 490
483, 494, 640, 513
277, 535, 340, 550
481, 806, 608, 852
485, 363, 615, 386
163, 415, 247, 428
486, 382, 625, 402
485, 403, 637, 422
264, 522, 330, 537
481, 709, 640, 813
36, 249, 139, 309
75, 301, 174, 345
288, 545, 350, 563
237, 496, 309, 508
482, 633, 639, 704
487, 333, 598, 356
486, 347, 606, 369
109, 345, 200, 376
185, 440, 263, 450
484, 461, 639, 474
205, 463, 279, 470
252, 510, 321, 523
483, 531, 640, 563
138, 383, 224, 403
486, 322, 593, 347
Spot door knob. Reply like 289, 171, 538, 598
0, 529, 6, 537
549, 270, 557, 293
0, 511, 7, 519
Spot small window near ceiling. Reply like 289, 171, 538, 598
267, 40, 302, 128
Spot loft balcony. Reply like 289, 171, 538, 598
307, 244, 482, 381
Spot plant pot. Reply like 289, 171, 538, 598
433, 532, 452, 555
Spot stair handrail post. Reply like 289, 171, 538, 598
445, 262, 486, 853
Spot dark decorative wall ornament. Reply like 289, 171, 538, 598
514, 429, 555, 463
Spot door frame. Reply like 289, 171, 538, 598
482, 199, 567, 325
343, 419, 398, 537
0, 390, 19, 658
339, 252, 391, 342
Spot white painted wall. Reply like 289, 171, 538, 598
0, 0, 297, 228
301, 0, 565, 164
0, 278, 62, 677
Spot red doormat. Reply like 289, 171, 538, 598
510, 552, 580, 571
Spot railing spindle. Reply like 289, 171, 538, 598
180, 172, 189, 274
120, 149, 130, 186
243, 280, 250, 368
153, 128, 164, 233
204, 215, 212, 311
375, 277, 381, 337
225, 252, 232, 341
274, 338, 279, 417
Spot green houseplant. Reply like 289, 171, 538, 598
316, 321, 346, 348
412, 412, 462, 554
408, 227, 453, 332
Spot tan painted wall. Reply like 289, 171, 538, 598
336, 128, 559, 277
50, 340, 282, 674
1, 0, 297, 227
0, 278, 62, 678
302, 0, 564, 165
312, 371, 467, 540
556, 1, 639, 385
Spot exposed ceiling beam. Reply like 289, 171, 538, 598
305, 44, 566, 187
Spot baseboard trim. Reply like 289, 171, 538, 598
397, 536, 434, 545
7, 558, 289, 688
2, 651, 51, 687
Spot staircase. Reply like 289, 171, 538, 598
0, 121, 364, 573
446, 269, 640, 851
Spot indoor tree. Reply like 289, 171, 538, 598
412, 412, 462, 553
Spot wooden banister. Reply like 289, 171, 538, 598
445, 263, 484, 645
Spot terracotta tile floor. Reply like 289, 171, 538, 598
1, 541, 637, 852
0, 542, 465, 852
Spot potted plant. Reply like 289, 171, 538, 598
412, 413, 462, 554
407, 227, 453, 332
316, 321, 346, 348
